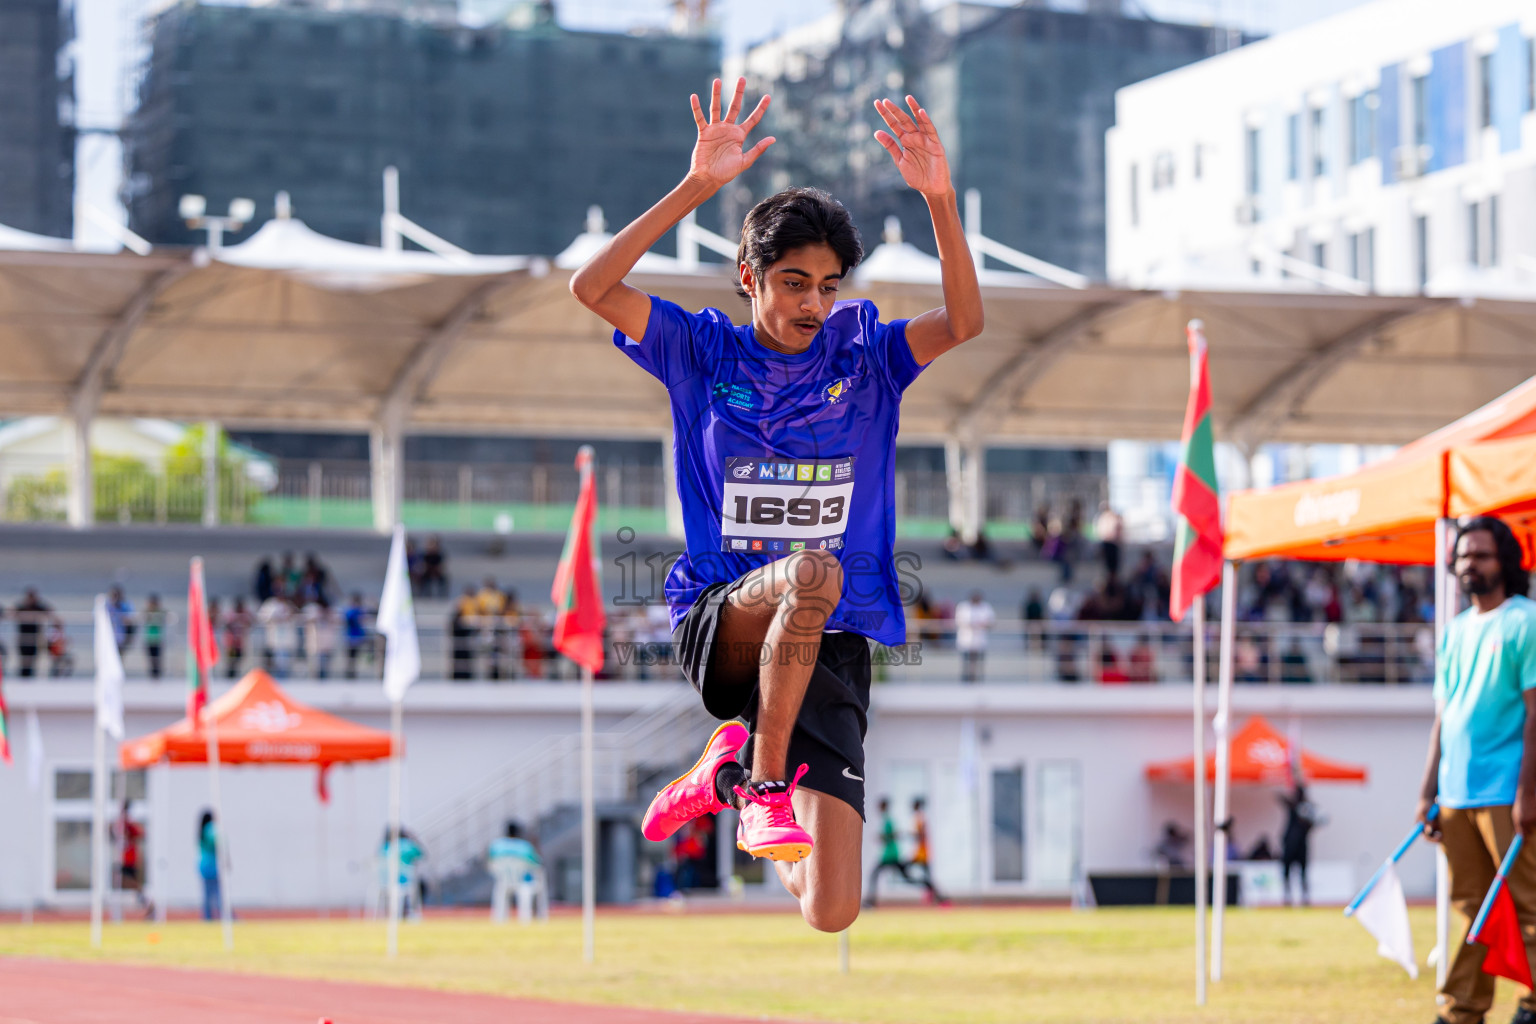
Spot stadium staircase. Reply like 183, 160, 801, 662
416, 689, 717, 904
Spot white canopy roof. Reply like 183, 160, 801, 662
0, 222, 77, 253
3, 231, 1536, 447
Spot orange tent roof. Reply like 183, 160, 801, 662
121, 670, 397, 769
1224, 375, 1536, 564
1144, 716, 1367, 785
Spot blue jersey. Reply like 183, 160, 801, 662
615, 295, 924, 646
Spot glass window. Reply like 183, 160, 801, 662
1415, 214, 1430, 291
1364, 227, 1376, 290
1350, 91, 1377, 164
54, 820, 91, 891
1287, 112, 1299, 180
1152, 151, 1175, 190
1480, 53, 1494, 129
1468, 202, 1481, 266
1412, 76, 1430, 149
991, 766, 1024, 883
1312, 242, 1327, 269
1490, 195, 1500, 266
1129, 163, 1139, 227
1245, 127, 1260, 196
1310, 107, 1326, 177
54, 769, 91, 801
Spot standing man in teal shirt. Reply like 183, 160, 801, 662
1416, 516, 1536, 1024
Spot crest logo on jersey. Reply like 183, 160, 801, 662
825, 377, 854, 404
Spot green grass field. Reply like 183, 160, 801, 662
0, 906, 1504, 1023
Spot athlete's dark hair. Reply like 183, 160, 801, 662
1455, 515, 1530, 597
735, 187, 863, 300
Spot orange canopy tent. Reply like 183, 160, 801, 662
1224, 375, 1536, 564
1145, 716, 1367, 785
121, 670, 396, 797
1448, 434, 1536, 557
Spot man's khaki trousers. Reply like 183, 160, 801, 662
1439, 806, 1536, 1024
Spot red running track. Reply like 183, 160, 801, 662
0, 957, 794, 1024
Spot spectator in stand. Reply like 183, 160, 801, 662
477, 578, 508, 680
253, 559, 274, 604
106, 585, 135, 653
1094, 501, 1123, 578
1128, 551, 1171, 622
419, 535, 448, 597
954, 590, 995, 684
493, 588, 520, 681
279, 552, 302, 598
1022, 588, 1044, 623
1062, 498, 1084, 559
142, 595, 166, 680
1030, 503, 1052, 557
406, 537, 423, 594
941, 527, 965, 562
343, 593, 370, 679
15, 588, 51, 678
222, 597, 252, 679
1127, 634, 1157, 683
1097, 647, 1129, 684
450, 586, 478, 679
300, 552, 330, 605
305, 596, 340, 680
520, 610, 548, 679
258, 589, 298, 679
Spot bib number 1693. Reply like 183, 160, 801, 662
730, 494, 846, 527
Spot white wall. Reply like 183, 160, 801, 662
1107, 0, 1536, 297
0, 679, 1438, 909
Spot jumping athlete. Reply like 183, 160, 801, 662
569, 77, 984, 932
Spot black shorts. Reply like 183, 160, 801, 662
674, 579, 871, 819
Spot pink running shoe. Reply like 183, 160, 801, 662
641, 721, 749, 842
735, 763, 814, 863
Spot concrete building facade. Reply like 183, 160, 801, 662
0, 0, 75, 238
1107, 0, 1536, 296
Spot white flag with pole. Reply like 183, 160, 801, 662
377, 523, 419, 956
91, 594, 125, 948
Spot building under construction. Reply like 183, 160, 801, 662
738, 0, 1251, 279
122, 0, 719, 254
0, 0, 75, 238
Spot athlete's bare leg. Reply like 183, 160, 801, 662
773, 787, 862, 932
709, 548, 841, 782
708, 548, 860, 930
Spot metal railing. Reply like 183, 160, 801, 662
0, 609, 1435, 687
413, 690, 714, 883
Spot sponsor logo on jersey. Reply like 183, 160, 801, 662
797, 464, 814, 481
777, 463, 795, 480
751, 540, 763, 551
815, 464, 832, 481
730, 539, 748, 550
733, 463, 754, 479
758, 463, 777, 479
789, 541, 805, 551
770, 541, 785, 551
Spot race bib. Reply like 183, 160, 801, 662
720, 456, 854, 554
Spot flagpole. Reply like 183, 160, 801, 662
1434, 517, 1453, 985
90, 713, 106, 948
1192, 596, 1209, 1007
387, 696, 404, 957
1210, 559, 1236, 981
581, 663, 596, 964
206, 710, 233, 949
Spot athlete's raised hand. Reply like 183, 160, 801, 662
874, 96, 952, 198
687, 78, 774, 191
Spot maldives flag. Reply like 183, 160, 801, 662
0, 661, 11, 766
551, 446, 606, 674
1170, 319, 1225, 622
1475, 885, 1534, 988
186, 557, 220, 723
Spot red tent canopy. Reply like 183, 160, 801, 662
1144, 716, 1367, 785
121, 669, 396, 770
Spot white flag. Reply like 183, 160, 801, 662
377, 524, 420, 703
94, 595, 125, 739
1352, 861, 1418, 979
25, 707, 44, 793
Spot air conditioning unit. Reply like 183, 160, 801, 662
1235, 198, 1260, 225
1393, 145, 1429, 180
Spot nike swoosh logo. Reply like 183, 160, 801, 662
842, 767, 863, 781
